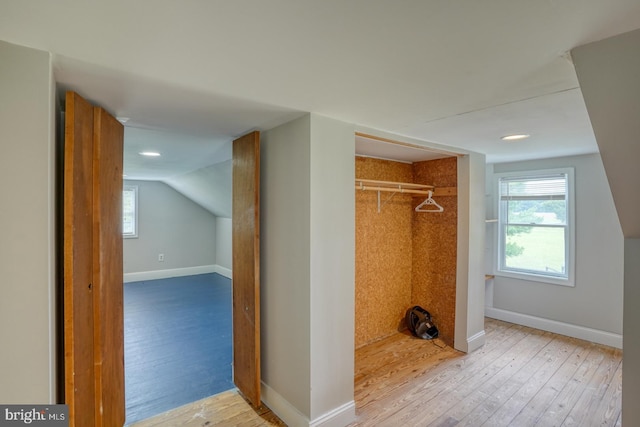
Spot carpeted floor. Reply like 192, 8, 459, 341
123, 273, 233, 425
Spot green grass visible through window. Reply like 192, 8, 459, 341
505, 227, 565, 275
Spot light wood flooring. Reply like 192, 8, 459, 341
130, 318, 622, 426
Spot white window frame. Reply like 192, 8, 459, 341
495, 167, 575, 287
123, 185, 138, 238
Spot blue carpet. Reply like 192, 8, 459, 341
124, 273, 233, 425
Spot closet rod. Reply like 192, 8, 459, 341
353, 185, 433, 195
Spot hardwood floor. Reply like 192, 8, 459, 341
350, 318, 622, 427
124, 273, 233, 424
130, 318, 622, 426
129, 390, 285, 427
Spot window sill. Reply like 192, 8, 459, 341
496, 270, 574, 287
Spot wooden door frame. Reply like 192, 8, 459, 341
60, 94, 261, 427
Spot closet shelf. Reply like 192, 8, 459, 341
355, 178, 457, 196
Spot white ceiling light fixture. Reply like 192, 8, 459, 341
139, 151, 161, 157
501, 134, 531, 141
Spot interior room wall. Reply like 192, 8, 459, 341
486, 154, 623, 346
261, 113, 356, 427
455, 151, 487, 352
0, 40, 55, 403
215, 217, 232, 274
123, 180, 217, 281
355, 157, 414, 348
308, 114, 356, 423
261, 114, 313, 420
412, 157, 458, 346
572, 29, 640, 425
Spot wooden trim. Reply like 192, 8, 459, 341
433, 187, 457, 197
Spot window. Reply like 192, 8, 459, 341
123, 185, 138, 238
496, 168, 574, 286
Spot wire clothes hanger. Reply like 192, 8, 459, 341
415, 190, 444, 212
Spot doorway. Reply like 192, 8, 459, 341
62, 91, 261, 426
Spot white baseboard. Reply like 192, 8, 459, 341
123, 265, 217, 283
261, 381, 309, 427
485, 307, 623, 349
466, 330, 486, 353
213, 265, 232, 279
310, 400, 356, 427
261, 382, 356, 427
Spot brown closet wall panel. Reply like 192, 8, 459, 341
412, 157, 458, 346
355, 157, 414, 348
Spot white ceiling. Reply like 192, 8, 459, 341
3, 1, 640, 179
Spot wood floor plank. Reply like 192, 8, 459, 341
128, 318, 621, 427
580, 360, 623, 426
412, 332, 575, 426
533, 344, 613, 426
506, 339, 593, 426
129, 390, 285, 427
561, 347, 623, 426
428, 328, 555, 426
479, 335, 585, 427
355, 323, 535, 426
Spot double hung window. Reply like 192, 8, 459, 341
496, 168, 574, 286
123, 185, 138, 238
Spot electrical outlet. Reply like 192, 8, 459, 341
158, 253, 165, 262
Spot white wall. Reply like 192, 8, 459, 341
486, 154, 623, 346
309, 115, 356, 423
215, 217, 232, 272
455, 152, 487, 353
572, 28, 640, 426
261, 114, 356, 427
624, 238, 640, 426
0, 41, 55, 403
164, 158, 232, 218
123, 180, 217, 281
261, 114, 313, 420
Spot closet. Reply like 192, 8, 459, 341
355, 135, 459, 348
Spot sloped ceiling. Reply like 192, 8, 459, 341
164, 159, 233, 219
572, 28, 640, 238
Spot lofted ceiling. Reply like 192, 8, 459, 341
2, 1, 640, 181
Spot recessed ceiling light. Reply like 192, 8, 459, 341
139, 151, 161, 157
501, 134, 530, 141
117, 117, 130, 124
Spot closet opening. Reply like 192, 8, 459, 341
354, 132, 460, 351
